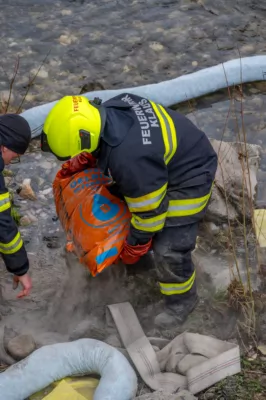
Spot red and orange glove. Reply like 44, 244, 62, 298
120, 239, 152, 265
59, 152, 97, 178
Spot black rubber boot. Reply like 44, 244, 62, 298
154, 293, 199, 329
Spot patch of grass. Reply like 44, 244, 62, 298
2, 169, 14, 177
8, 190, 21, 225
200, 356, 266, 399
11, 205, 21, 225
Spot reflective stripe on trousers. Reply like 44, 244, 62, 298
159, 270, 196, 295
0, 232, 23, 255
0, 192, 11, 213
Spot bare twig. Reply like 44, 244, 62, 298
16, 48, 51, 114
3, 56, 20, 114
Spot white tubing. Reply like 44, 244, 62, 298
0, 339, 138, 400
21, 56, 266, 138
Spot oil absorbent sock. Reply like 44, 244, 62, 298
107, 302, 241, 395
0, 338, 138, 400
20, 55, 266, 138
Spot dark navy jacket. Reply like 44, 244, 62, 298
97, 93, 217, 245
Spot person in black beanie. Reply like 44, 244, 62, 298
0, 114, 32, 298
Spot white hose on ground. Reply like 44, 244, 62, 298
0, 339, 138, 400
20, 55, 266, 138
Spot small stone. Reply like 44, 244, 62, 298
30, 67, 48, 79
0, 90, 14, 110
216, 39, 235, 50
148, 337, 170, 349
207, 222, 220, 234
49, 59, 62, 67
123, 65, 131, 73
149, 42, 164, 51
4, 177, 12, 186
36, 23, 48, 29
240, 44, 255, 54
249, 88, 260, 94
192, 61, 198, 67
20, 212, 37, 226
61, 9, 72, 15
39, 160, 52, 169
59, 34, 72, 45
20, 216, 32, 226
40, 188, 52, 196
258, 344, 266, 355
17, 179, 37, 201
250, 97, 264, 108
177, 354, 208, 374
7, 334, 36, 361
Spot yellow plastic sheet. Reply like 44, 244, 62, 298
254, 209, 266, 247
29, 376, 99, 400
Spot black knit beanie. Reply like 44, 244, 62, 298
0, 114, 31, 154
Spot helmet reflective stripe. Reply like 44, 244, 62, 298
42, 95, 104, 159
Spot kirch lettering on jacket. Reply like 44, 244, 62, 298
121, 95, 159, 145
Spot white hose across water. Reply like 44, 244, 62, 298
20, 55, 266, 138
0, 339, 138, 400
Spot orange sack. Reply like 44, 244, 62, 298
53, 168, 131, 276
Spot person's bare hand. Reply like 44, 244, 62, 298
13, 273, 32, 298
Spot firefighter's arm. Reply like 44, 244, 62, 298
112, 154, 168, 263
0, 173, 29, 277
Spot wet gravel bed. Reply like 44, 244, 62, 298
1, 0, 266, 110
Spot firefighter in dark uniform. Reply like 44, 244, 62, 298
0, 115, 32, 298
41, 93, 218, 327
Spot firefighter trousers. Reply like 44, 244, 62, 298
152, 162, 217, 305
152, 223, 199, 305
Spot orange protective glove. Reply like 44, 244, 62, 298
59, 152, 97, 178
120, 239, 152, 265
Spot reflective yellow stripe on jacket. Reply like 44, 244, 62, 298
0, 192, 11, 213
0, 232, 23, 255
125, 183, 167, 213
150, 102, 177, 165
131, 212, 168, 232
159, 271, 196, 295
167, 188, 213, 217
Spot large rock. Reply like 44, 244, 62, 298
135, 390, 197, 400
206, 139, 261, 224
7, 334, 36, 361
